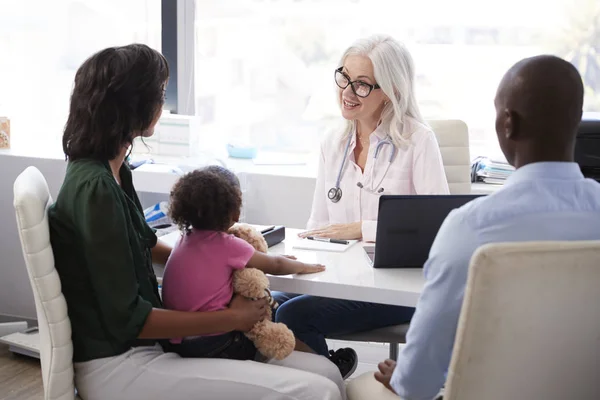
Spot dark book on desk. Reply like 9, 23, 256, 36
259, 225, 285, 247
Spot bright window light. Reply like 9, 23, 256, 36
194, 0, 600, 160
0, 0, 161, 152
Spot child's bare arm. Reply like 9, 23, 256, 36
246, 251, 325, 275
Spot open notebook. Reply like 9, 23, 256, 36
292, 238, 359, 253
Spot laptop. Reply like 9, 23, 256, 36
365, 195, 484, 268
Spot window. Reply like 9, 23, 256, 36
194, 0, 600, 160
0, 0, 161, 152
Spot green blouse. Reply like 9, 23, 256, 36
48, 159, 162, 362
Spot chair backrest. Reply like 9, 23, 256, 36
13, 167, 75, 400
445, 241, 600, 400
427, 119, 471, 194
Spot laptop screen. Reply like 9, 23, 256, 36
373, 195, 484, 268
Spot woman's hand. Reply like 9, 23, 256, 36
299, 222, 362, 240
295, 263, 326, 275
228, 295, 269, 332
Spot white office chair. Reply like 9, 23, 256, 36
429, 119, 471, 195
328, 120, 472, 360
13, 167, 80, 400
347, 241, 600, 400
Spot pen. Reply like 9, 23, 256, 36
306, 236, 349, 245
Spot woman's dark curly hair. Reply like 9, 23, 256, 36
63, 44, 169, 161
169, 166, 242, 234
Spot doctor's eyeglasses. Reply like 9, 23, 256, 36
335, 67, 381, 98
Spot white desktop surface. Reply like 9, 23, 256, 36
159, 229, 426, 307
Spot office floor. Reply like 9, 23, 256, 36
0, 344, 42, 400
0, 340, 387, 398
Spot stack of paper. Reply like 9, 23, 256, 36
473, 157, 515, 184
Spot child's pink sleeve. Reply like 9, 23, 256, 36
227, 236, 257, 270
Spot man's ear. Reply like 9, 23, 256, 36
504, 109, 518, 140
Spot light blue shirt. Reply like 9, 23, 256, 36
391, 162, 600, 400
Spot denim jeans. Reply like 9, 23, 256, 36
273, 292, 415, 356
168, 331, 258, 360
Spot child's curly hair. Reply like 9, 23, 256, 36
169, 165, 242, 234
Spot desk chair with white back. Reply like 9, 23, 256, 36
348, 241, 600, 400
13, 167, 80, 400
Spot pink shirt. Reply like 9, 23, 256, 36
162, 230, 255, 341
308, 118, 450, 242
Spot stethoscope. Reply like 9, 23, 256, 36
327, 132, 397, 203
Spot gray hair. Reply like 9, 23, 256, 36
338, 35, 426, 148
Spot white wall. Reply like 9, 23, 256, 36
242, 173, 315, 228
0, 154, 315, 319
0, 155, 67, 319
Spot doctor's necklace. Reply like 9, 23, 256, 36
357, 134, 370, 147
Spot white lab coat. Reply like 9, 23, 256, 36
307, 117, 450, 242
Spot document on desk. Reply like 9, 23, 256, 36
292, 238, 359, 253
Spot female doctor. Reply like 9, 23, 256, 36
273, 35, 449, 378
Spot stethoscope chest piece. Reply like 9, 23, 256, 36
327, 132, 396, 203
328, 187, 342, 203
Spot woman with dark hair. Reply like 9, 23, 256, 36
48, 44, 345, 400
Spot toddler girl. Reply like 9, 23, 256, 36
162, 165, 324, 360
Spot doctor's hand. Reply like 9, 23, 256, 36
299, 222, 362, 240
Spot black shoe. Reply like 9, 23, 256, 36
328, 347, 358, 380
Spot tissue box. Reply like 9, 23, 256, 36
0, 117, 9, 149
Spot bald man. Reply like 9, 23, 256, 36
353, 55, 600, 399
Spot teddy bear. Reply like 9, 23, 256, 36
227, 223, 295, 360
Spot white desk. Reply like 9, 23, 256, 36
160, 229, 426, 307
